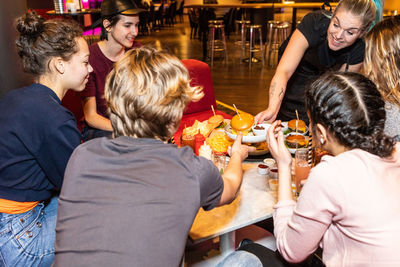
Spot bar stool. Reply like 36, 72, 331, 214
265, 21, 290, 67
246, 24, 264, 67
234, 19, 251, 50
208, 20, 228, 67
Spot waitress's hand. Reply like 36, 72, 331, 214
255, 107, 278, 124
266, 120, 292, 168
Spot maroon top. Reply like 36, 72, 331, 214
80, 42, 141, 119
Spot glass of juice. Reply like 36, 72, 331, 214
181, 134, 195, 151
295, 148, 311, 195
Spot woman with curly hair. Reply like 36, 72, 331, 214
0, 12, 92, 266
363, 15, 400, 141
219, 72, 400, 266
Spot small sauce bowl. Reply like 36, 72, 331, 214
263, 158, 276, 169
252, 123, 271, 136
269, 167, 278, 179
257, 164, 269, 175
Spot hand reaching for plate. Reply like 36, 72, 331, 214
228, 132, 256, 161
266, 120, 292, 168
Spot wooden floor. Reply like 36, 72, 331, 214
138, 9, 312, 116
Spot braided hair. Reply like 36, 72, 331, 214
305, 72, 395, 158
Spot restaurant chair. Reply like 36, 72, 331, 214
207, 20, 228, 67
165, 1, 177, 26
247, 24, 264, 67
265, 21, 290, 67
174, 59, 232, 145
188, 8, 199, 39
153, 3, 164, 30
182, 59, 217, 115
176, 0, 185, 23
235, 19, 251, 60
139, 10, 152, 35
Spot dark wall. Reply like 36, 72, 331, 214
26, 0, 54, 9
0, 0, 33, 99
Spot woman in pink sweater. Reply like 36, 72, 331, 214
218, 72, 400, 267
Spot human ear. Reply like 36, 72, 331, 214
103, 19, 112, 32
316, 123, 328, 145
51, 57, 65, 74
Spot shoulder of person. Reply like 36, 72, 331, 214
300, 10, 330, 28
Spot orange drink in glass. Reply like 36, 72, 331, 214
295, 148, 311, 195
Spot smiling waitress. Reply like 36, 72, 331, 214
255, 0, 383, 124
80, 0, 144, 141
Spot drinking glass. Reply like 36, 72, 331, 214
181, 134, 195, 151
53, 0, 65, 13
294, 148, 311, 195
213, 151, 226, 174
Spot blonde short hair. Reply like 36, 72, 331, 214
334, 0, 378, 33
104, 46, 203, 140
363, 16, 400, 107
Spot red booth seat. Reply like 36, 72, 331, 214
175, 59, 232, 145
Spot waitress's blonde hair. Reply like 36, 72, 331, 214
363, 16, 400, 107
333, 0, 379, 33
104, 46, 203, 140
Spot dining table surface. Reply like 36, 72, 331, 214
189, 162, 277, 254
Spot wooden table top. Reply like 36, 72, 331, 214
189, 163, 277, 243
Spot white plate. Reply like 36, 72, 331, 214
225, 123, 266, 143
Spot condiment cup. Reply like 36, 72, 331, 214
257, 164, 269, 175
252, 123, 271, 136
263, 158, 276, 169
269, 167, 278, 179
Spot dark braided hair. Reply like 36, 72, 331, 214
15, 12, 82, 76
305, 72, 395, 158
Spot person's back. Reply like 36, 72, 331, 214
55, 136, 222, 266
218, 72, 400, 267
290, 145, 400, 265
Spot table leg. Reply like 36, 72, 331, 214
219, 231, 236, 255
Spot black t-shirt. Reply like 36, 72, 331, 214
278, 10, 365, 122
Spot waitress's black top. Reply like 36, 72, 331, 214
277, 10, 365, 123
